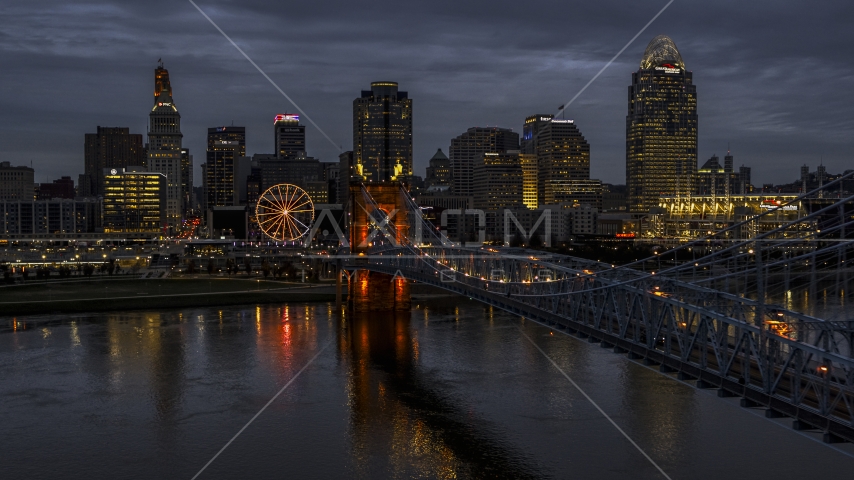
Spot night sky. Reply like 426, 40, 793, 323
3, 1, 852, 186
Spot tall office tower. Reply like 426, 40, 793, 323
424, 149, 452, 189
450, 127, 519, 197
520, 153, 538, 209
521, 115, 554, 155
180, 148, 192, 215
203, 141, 242, 211
82, 127, 144, 197
208, 126, 246, 157
206, 127, 247, 209
274, 114, 306, 159
353, 82, 413, 182
626, 35, 697, 213
472, 152, 524, 211
535, 119, 592, 206
146, 62, 184, 229
738, 166, 752, 194
102, 167, 166, 234
246, 163, 264, 208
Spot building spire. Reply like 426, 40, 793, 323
154, 63, 173, 105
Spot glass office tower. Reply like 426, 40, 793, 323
626, 35, 697, 213
353, 82, 412, 182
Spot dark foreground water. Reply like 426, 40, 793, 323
2, 295, 854, 479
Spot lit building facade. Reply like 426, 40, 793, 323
146, 62, 184, 229
203, 141, 242, 210
655, 194, 803, 240
274, 114, 305, 159
521, 114, 553, 155
520, 153, 538, 209
353, 82, 412, 182
472, 152, 524, 211
535, 119, 593, 206
181, 148, 192, 214
627, 35, 697, 213
103, 167, 166, 234
207, 126, 246, 156
450, 127, 519, 197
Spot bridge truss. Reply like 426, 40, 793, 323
342, 175, 854, 442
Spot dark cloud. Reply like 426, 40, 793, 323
1, 0, 852, 185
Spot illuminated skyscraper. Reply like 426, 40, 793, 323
521, 114, 553, 155
180, 149, 192, 215
353, 82, 412, 182
626, 35, 697, 213
274, 114, 306, 159
450, 127, 519, 197
146, 61, 184, 229
520, 153, 538, 209
203, 141, 242, 211
208, 126, 246, 156
522, 114, 602, 209
472, 152, 524, 211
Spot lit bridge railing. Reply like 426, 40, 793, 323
344, 244, 854, 442
336, 178, 854, 442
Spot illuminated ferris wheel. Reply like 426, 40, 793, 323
256, 184, 315, 241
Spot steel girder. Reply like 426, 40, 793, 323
349, 246, 854, 441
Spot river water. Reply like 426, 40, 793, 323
2, 295, 853, 479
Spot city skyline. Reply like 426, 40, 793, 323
2, 1, 853, 187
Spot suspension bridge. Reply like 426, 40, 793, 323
333, 175, 854, 444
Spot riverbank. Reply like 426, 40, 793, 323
0, 277, 338, 316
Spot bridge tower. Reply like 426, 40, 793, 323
347, 181, 411, 312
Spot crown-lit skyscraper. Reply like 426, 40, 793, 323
353, 82, 412, 182
626, 35, 697, 213
146, 61, 185, 229
274, 114, 306, 159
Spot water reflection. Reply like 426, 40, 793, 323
3, 300, 852, 479
340, 310, 543, 479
